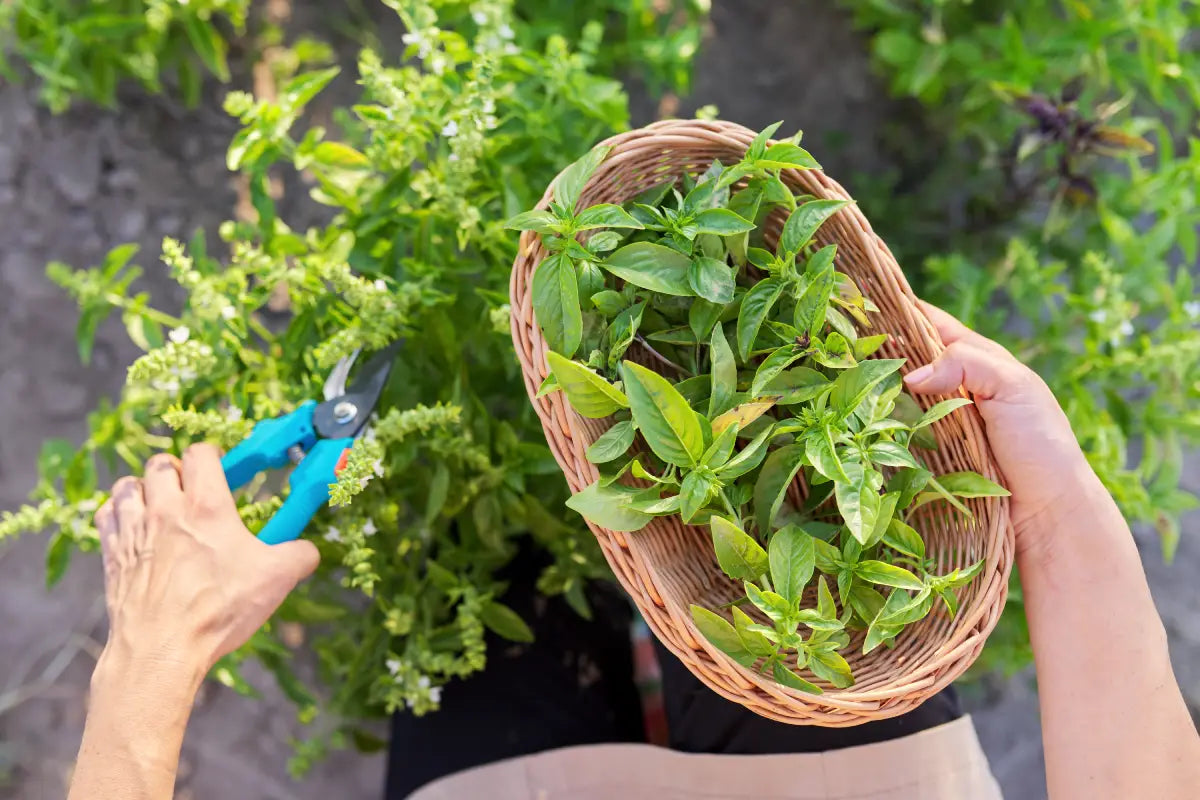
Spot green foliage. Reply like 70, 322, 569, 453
1, 0, 250, 112
0, 0, 709, 764
839, 0, 1200, 671
521, 136, 1006, 689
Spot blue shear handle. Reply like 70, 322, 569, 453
257, 438, 350, 545
222, 402, 318, 491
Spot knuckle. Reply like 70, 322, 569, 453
111, 477, 142, 502
146, 453, 178, 472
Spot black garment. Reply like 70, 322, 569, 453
385, 549, 962, 797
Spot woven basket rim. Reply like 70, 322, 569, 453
509, 118, 1015, 725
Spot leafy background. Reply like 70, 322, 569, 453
0, 1, 1197, 799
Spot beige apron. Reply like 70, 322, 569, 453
408, 715, 1004, 799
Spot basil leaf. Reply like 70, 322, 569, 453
575, 203, 645, 231
731, 606, 777, 657
773, 661, 823, 694
853, 333, 889, 360
546, 351, 629, 418
913, 398, 974, 429
702, 422, 739, 469
769, 524, 816, 605
746, 121, 783, 161
793, 246, 837, 335
808, 647, 854, 688
848, 584, 887, 625
867, 441, 920, 469
689, 297, 724, 342
892, 394, 938, 449
863, 620, 902, 654
690, 605, 757, 667
795, 608, 844, 632
708, 324, 737, 418
763, 367, 829, 405
712, 399, 776, 436
504, 209, 558, 234
716, 426, 773, 480
779, 199, 852, 257
606, 301, 645, 370
855, 560, 924, 590
753, 444, 806, 531
759, 141, 820, 170
681, 470, 715, 522
813, 538, 841, 574
816, 575, 837, 619
882, 518, 926, 560
480, 601, 535, 643
552, 145, 611, 212
621, 360, 705, 466
603, 242, 693, 296
586, 230, 623, 254
710, 516, 768, 582
565, 481, 652, 532
835, 461, 884, 544
737, 278, 785, 361
693, 208, 756, 235
887, 466, 931, 508
585, 420, 636, 463
829, 359, 905, 418
806, 425, 850, 483
532, 253, 582, 357
745, 581, 791, 623
934, 471, 1011, 498
688, 256, 736, 304
863, 491, 900, 548
628, 493, 683, 515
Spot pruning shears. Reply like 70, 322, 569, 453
221, 342, 399, 545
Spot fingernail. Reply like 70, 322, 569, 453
905, 364, 933, 385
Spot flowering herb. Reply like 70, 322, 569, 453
510, 128, 1008, 690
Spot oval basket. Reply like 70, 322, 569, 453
509, 119, 1015, 725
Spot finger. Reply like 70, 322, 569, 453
143, 453, 183, 507
111, 477, 148, 562
917, 300, 1012, 358
274, 540, 321, 587
904, 340, 1036, 402
95, 500, 120, 585
182, 443, 237, 516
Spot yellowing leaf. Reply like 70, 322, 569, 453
712, 399, 777, 435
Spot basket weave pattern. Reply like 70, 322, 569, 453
509, 119, 1015, 725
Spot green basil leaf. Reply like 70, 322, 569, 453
882, 518, 926, 560
702, 422, 739, 468
546, 351, 629, 418
708, 324, 737, 418
863, 619, 902, 654
681, 470, 715, 523
687, 256, 736, 305
553, 145, 611, 213
749, 345, 805, 397
934, 471, 1011, 498
892, 394, 938, 449
808, 647, 854, 688
773, 660, 823, 694
586, 230, 623, 254
628, 493, 683, 515
806, 425, 850, 483
532, 253, 583, 357
793, 246, 837, 335
816, 575, 837, 619
795, 608, 844, 632
745, 581, 791, 623
746, 247, 775, 271
769, 524, 816, 605
877, 587, 934, 627
913, 398, 974, 429
711, 516, 769, 582
848, 584, 887, 625
586, 420, 636, 463
591, 289, 626, 316
737, 278, 786, 361
716, 426, 774, 480
813, 332, 856, 369
763, 367, 829, 405
759, 141, 821, 170
835, 461, 883, 544
829, 359, 905, 418
779, 199, 852, 257
565, 481, 653, 532
887, 466, 931, 508
855, 560, 924, 590
746, 121, 783, 161
575, 203, 646, 230
606, 301, 645, 370
939, 586, 960, 617
504, 209, 558, 233
622, 360, 705, 466
853, 333, 889, 360
603, 242, 693, 296
689, 298, 725, 342
480, 601, 535, 643
753, 443, 806, 531
691, 605, 757, 667
813, 538, 842, 574
863, 491, 900, 548
693, 208, 756, 235
731, 606, 778, 657
867, 441, 920, 469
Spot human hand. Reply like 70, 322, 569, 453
93, 443, 320, 683
903, 301, 1103, 556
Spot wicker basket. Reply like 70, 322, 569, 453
509, 119, 1014, 725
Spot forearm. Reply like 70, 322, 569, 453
1019, 471, 1200, 799
68, 648, 203, 800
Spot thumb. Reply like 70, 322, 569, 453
273, 539, 321, 587
903, 340, 1032, 402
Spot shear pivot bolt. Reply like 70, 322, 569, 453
333, 401, 358, 424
